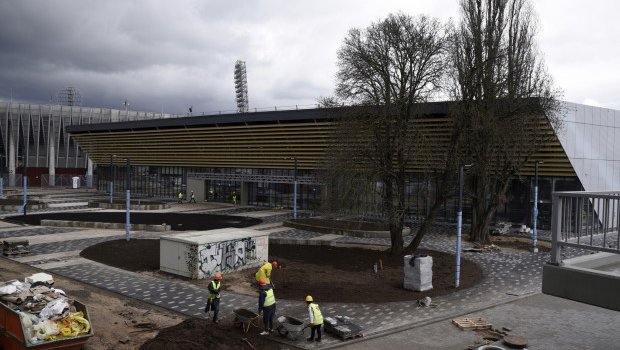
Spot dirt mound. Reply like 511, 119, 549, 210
82, 239, 482, 303
81, 239, 160, 271
139, 318, 279, 350
224, 244, 482, 303
5, 212, 261, 231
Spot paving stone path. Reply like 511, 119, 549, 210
0, 199, 600, 348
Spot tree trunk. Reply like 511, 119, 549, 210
403, 198, 443, 254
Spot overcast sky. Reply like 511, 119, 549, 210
0, 0, 618, 114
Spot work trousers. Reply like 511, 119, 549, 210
262, 304, 276, 331
205, 298, 220, 321
309, 324, 322, 340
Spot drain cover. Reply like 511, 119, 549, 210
504, 335, 528, 348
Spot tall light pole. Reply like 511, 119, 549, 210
532, 161, 542, 253
22, 143, 29, 216
285, 157, 298, 219
455, 164, 464, 288
109, 155, 115, 204
125, 157, 131, 241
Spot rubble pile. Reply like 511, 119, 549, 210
0, 273, 91, 345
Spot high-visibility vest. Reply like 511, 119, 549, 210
309, 303, 323, 325
208, 281, 221, 299
263, 289, 276, 307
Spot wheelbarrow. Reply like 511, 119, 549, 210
233, 308, 261, 333
276, 316, 307, 340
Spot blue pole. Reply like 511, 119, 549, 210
125, 158, 131, 241
22, 175, 27, 216
293, 158, 298, 219
532, 161, 540, 252
110, 155, 114, 204
0, 177, 3, 199
455, 165, 464, 288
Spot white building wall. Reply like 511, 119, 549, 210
553, 102, 620, 192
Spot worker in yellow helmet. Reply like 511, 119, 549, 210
305, 295, 323, 342
255, 260, 278, 286
204, 273, 222, 323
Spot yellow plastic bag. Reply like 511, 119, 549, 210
55, 311, 90, 338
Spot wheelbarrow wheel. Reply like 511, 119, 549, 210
277, 325, 288, 337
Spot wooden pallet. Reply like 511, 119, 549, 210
452, 317, 492, 330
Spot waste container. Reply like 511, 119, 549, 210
0, 300, 93, 350
71, 177, 80, 189
403, 254, 433, 291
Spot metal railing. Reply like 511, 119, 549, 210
550, 191, 620, 264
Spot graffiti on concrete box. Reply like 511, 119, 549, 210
197, 238, 259, 276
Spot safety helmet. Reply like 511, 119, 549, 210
305, 295, 313, 302
259, 279, 267, 286
214, 273, 222, 280
272, 261, 278, 268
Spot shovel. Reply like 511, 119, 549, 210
242, 337, 256, 349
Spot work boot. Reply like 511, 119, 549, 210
213, 319, 219, 324
260, 331, 269, 336
316, 338, 321, 342
307, 337, 314, 342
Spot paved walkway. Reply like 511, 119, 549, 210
0, 191, 611, 349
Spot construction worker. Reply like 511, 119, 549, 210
255, 260, 278, 286
232, 191, 238, 205
177, 190, 184, 203
305, 295, 323, 342
204, 273, 222, 323
258, 279, 276, 335
189, 190, 196, 203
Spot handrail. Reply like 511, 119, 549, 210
550, 191, 620, 264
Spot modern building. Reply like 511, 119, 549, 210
62, 101, 620, 227
0, 102, 180, 186
2, 99, 616, 225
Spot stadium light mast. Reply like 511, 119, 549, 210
234, 60, 249, 113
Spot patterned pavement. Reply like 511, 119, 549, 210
0, 200, 600, 348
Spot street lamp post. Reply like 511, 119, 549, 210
532, 161, 542, 253
109, 155, 114, 204
455, 165, 464, 288
285, 157, 298, 219
126, 157, 131, 241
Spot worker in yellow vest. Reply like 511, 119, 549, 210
258, 279, 276, 335
255, 260, 278, 286
204, 273, 222, 323
305, 295, 323, 342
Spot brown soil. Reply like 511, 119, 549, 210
289, 217, 387, 231
491, 236, 552, 252
5, 212, 261, 231
139, 318, 280, 350
83, 240, 482, 303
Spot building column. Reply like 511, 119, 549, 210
8, 128, 16, 187
240, 181, 250, 206
48, 130, 56, 187
86, 157, 93, 187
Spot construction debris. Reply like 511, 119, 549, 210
452, 317, 492, 330
0, 274, 92, 346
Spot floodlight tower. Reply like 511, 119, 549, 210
234, 60, 249, 113
56, 87, 82, 106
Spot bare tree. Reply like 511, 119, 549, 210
324, 13, 447, 254
449, 0, 562, 244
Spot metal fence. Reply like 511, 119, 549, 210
40, 174, 93, 188
550, 191, 620, 264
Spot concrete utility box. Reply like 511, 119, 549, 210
160, 228, 269, 279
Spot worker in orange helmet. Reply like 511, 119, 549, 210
258, 279, 276, 335
255, 260, 278, 287
205, 273, 222, 323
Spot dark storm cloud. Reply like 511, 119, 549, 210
0, 0, 618, 113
